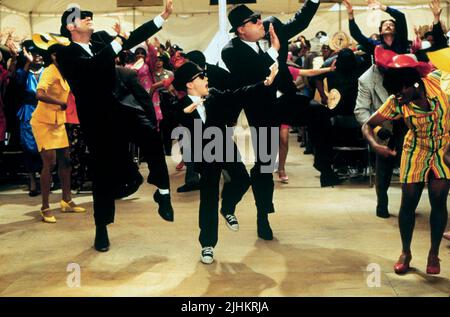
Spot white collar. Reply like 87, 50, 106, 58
74, 41, 93, 56
188, 95, 203, 104
240, 39, 260, 53
29, 67, 44, 75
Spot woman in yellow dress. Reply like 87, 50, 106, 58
30, 40, 86, 223
363, 47, 449, 275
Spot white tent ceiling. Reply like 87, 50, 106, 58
0, 1, 448, 54
0, 0, 440, 14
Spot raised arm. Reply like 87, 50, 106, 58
122, 0, 173, 50
382, 3, 408, 44
343, 0, 376, 54
430, 0, 448, 49
282, 0, 320, 40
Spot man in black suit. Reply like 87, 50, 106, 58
57, 1, 174, 252
172, 59, 278, 264
221, 0, 336, 241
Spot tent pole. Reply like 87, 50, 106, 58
339, 3, 342, 31
29, 11, 33, 36
133, 7, 136, 30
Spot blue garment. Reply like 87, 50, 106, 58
16, 69, 42, 154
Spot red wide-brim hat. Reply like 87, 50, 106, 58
374, 46, 432, 77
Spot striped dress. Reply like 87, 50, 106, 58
377, 71, 450, 183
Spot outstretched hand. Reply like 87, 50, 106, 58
22, 47, 33, 64
183, 98, 205, 113
342, 0, 353, 14
369, 1, 387, 11
264, 63, 279, 86
430, 0, 442, 19
268, 23, 280, 52
113, 18, 129, 40
162, 0, 174, 20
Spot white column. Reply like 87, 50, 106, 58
204, 0, 230, 67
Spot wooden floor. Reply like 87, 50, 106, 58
0, 132, 449, 297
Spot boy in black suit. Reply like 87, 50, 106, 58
173, 53, 278, 264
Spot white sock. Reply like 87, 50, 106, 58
159, 189, 170, 195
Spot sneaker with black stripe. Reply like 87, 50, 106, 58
200, 246, 214, 264
221, 212, 239, 231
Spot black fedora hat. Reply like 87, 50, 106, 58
228, 4, 260, 33
60, 7, 93, 38
173, 62, 205, 91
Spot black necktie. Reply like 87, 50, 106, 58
88, 44, 95, 55
256, 42, 264, 56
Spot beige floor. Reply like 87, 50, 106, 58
0, 133, 449, 297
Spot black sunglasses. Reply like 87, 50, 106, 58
241, 15, 261, 26
80, 11, 93, 20
190, 72, 206, 81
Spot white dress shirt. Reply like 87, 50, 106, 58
74, 14, 166, 57
188, 95, 206, 124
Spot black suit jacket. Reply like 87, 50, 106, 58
114, 66, 157, 128
176, 84, 265, 165
221, 0, 319, 125
205, 63, 233, 91
57, 20, 161, 139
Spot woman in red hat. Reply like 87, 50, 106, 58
363, 47, 450, 275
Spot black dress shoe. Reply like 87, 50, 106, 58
114, 174, 143, 199
257, 215, 273, 240
376, 207, 390, 218
29, 189, 40, 197
94, 226, 110, 252
303, 149, 313, 155
176, 183, 200, 193
320, 172, 344, 187
153, 191, 174, 222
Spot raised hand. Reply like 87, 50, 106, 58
161, 0, 174, 20
113, 18, 129, 40
268, 23, 280, 52
6, 38, 19, 59
430, 0, 442, 22
342, 0, 354, 17
22, 47, 34, 64
264, 63, 279, 86
368, 0, 387, 11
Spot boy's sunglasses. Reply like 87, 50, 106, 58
190, 72, 206, 81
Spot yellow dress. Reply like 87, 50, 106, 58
377, 71, 450, 183
30, 64, 70, 152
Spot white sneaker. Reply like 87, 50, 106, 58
221, 213, 239, 231
200, 246, 214, 264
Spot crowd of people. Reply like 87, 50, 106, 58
0, 0, 449, 274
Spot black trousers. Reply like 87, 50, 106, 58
119, 108, 170, 190
87, 106, 170, 227
199, 160, 250, 248
375, 120, 407, 211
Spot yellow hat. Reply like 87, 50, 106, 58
427, 47, 450, 73
32, 33, 70, 51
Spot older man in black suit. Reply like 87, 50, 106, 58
221, 0, 335, 241
57, 1, 174, 252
